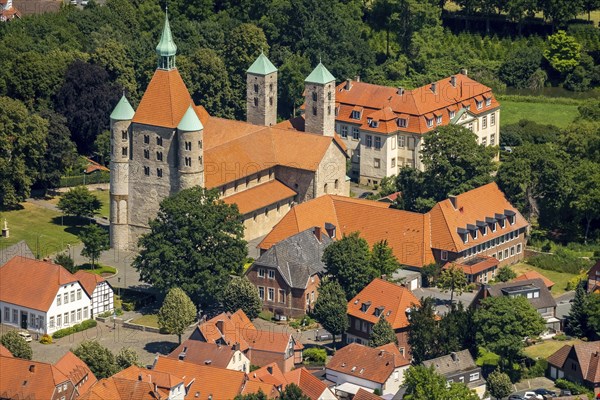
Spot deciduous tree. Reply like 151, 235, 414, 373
158, 287, 197, 344
280, 383, 310, 400
402, 365, 480, 400
369, 316, 398, 347
370, 240, 400, 278
495, 265, 516, 282
116, 347, 141, 370
222, 277, 262, 319
312, 278, 349, 345
437, 264, 468, 303
72, 340, 117, 379
58, 186, 102, 220
79, 224, 109, 268
487, 370, 513, 400
133, 187, 247, 306
0, 331, 32, 360
54, 253, 76, 273
544, 31, 581, 74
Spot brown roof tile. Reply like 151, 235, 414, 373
0, 355, 70, 400
547, 344, 572, 368
80, 377, 160, 400
167, 340, 236, 368
513, 271, 555, 289
283, 368, 333, 400
222, 180, 296, 215
354, 388, 383, 400
54, 351, 98, 396
74, 270, 106, 297
0, 344, 12, 358
445, 256, 498, 275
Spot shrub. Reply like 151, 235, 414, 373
555, 378, 593, 396
527, 250, 592, 275
553, 334, 570, 341
522, 358, 547, 379
122, 302, 134, 311
52, 319, 97, 339
40, 334, 53, 344
303, 347, 327, 365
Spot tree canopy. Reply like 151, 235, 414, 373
312, 278, 349, 344
436, 264, 468, 302
222, 277, 262, 319
158, 287, 197, 344
402, 365, 480, 400
72, 340, 118, 379
369, 316, 398, 347
79, 224, 109, 267
0, 331, 33, 360
57, 186, 102, 219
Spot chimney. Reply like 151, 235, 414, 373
324, 222, 336, 238
354, 75, 361, 82
450, 75, 456, 87
449, 195, 458, 209
461, 68, 468, 76
431, 82, 437, 94
397, 87, 404, 96
216, 320, 224, 334
345, 79, 352, 90
313, 226, 322, 242
29, 365, 35, 373
450, 352, 458, 362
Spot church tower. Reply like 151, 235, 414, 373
109, 95, 135, 250
304, 62, 336, 137
177, 105, 204, 190
246, 52, 278, 126
156, 8, 177, 71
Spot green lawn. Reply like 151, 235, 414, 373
130, 314, 159, 328
0, 203, 81, 258
500, 100, 580, 128
523, 338, 582, 359
511, 263, 577, 296
78, 263, 117, 276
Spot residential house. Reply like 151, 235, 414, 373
443, 256, 498, 285
325, 342, 410, 397
391, 268, 422, 291
152, 355, 279, 399
0, 256, 92, 334
513, 270, 555, 290
246, 227, 332, 318
74, 270, 114, 317
475, 278, 559, 332
0, 240, 34, 266
167, 339, 250, 371
547, 341, 600, 396
588, 260, 600, 293
260, 183, 528, 270
189, 309, 303, 372
320, 71, 499, 185
422, 350, 486, 399
80, 378, 163, 400
0, 355, 81, 399
249, 362, 337, 400
54, 351, 98, 396
346, 278, 419, 351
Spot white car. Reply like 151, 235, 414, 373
18, 331, 32, 342
523, 392, 543, 400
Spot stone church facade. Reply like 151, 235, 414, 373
109, 13, 349, 250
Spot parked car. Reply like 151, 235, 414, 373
508, 395, 526, 400
559, 390, 572, 396
358, 192, 373, 199
524, 392, 543, 400
534, 388, 556, 397
315, 333, 333, 341
18, 331, 32, 342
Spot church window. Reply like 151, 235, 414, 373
335, 179, 339, 189
254, 84, 259, 93
312, 107, 317, 116
144, 149, 150, 159
269, 83, 273, 92
254, 97, 258, 107
198, 156, 203, 165
156, 136, 163, 146
312, 92, 317, 102
328, 105, 331, 115
121, 131, 127, 141
144, 135, 150, 144
269, 97, 273, 106
144, 166, 150, 176
122, 147, 128, 156
324, 183, 328, 193
184, 157, 191, 167
157, 168, 163, 177
185, 141, 192, 151
156, 151, 163, 161
328, 91, 332, 101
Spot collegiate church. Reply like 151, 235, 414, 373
109, 12, 349, 250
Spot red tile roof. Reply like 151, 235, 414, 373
348, 278, 420, 330
0, 344, 12, 358
0, 355, 70, 400
222, 180, 296, 215
283, 368, 333, 400
445, 256, 498, 276
167, 340, 237, 368
513, 271, 555, 289
249, 362, 287, 387
354, 388, 383, 400
114, 365, 184, 391
547, 341, 600, 384
80, 377, 161, 400
74, 270, 106, 297
54, 351, 98, 396
0, 256, 78, 311
326, 343, 409, 384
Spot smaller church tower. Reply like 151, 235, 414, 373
177, 105, 204, 190
246, 52, 278, 126
156, 8, 176, 70
304, 62, 336, 137
109, 95, 135, 250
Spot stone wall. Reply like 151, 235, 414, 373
304, 81, 336, 136
315, 142, 350, 197
276, 166, 315, 203
246, 72, 278, 127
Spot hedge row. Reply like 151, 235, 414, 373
52, 319, 97, 339
59, 171, 110, 188
495, 94, 588, 106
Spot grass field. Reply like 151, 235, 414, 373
0, 203, 81, 258
130, 314, 159, 328
500, 100, 580, 128
523, 338, 582, 359
511, 263, 577, 296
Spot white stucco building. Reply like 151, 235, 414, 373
74, 270, 114, 317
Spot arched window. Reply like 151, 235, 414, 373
334, 179, 339, 189
254, 84, 259, 93
324, 183, 328, 193
312, 107, 317, 116
253, 97, 258, 107
328, 91, 332, 101
312, 92, 317, 101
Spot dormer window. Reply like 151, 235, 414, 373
374, 306, 384, 317
449, 111, 456, 119
426, 118, 433, 128
486, 98, 491, 106
351, 110, 361, 120
436, 115, 442, 125
476, 101, 483, 110
360, 301, 371, 312
457, 227, 469, 243
397, 118, 407, 128
505, 209, 516, 225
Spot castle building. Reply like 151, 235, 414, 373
109, 12, 349, 250
329, 72, 500, 186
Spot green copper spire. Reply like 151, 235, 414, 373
305, 62, 335, 85
110, 95, 135, 121
247, 51, 277, 76
178, 105, 203, 131
156, 8, 177, 70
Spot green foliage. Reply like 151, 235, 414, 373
58, 186, 102, 219
115, 347, 141, 370
407, 297, 440, 364
486, 370, 513, 400
72, 340, 117, 379
52, 319, 97, 339
370, 240, 400, 278
322, 232, 377, 299
436, 264, 468, 302
555, 378, 594, 397
234, 390, 268, 400
134, 187, 247, 307
421, 263, 442, 287
312, 278, 349, 343
402, 365, 480, 400
500, 120, 561, 147
79, 224, 109, 267
0, 331, 33, 359
93, 130, 111, 167
54, 252, 76, 273
303, 347, 327, 365
40, 334, 53, 345
499, 47, 543, 88
221, 277, 262, 319
369, 316, 398, 347
544, 31, 582, 74
158, 287, 197, 344
474, 296, 546, 368
522, 358, 547, 379
280, 383, 310, 400
586, 293, 600, 338
527, 251, 592, 274
496, 265, 517, 282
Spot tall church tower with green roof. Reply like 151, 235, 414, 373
304, 62, 336, 137
246, 51, 278, 126
156, 8, 177, 70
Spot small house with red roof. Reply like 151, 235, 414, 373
74, 270, 114, 317
346, 278, 420, 354
167, 339, 250, 372
54, 351, 98, 396
547, 341, 600, 396
513, 270, 555, 290
0, 256, 92, 334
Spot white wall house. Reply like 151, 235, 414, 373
75, 271, 114, 317
0, 257, 92, 335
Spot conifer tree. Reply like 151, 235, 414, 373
565, 280, 588, 338
369, 316, 398, 347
